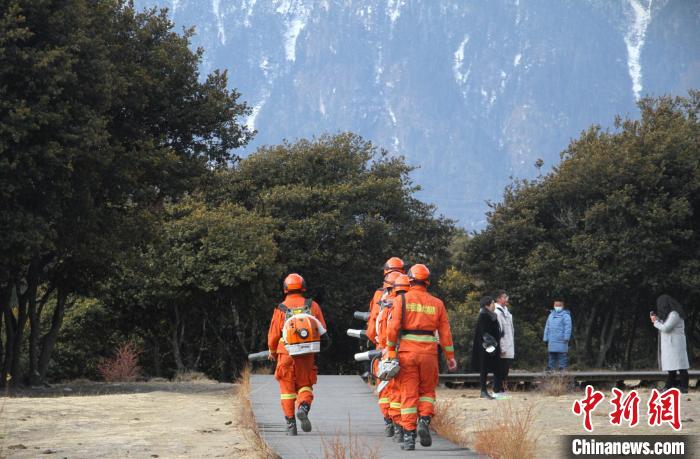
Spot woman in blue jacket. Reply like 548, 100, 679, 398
543, 300, 572, 370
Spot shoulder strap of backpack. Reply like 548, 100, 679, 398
303, 297, 313, 314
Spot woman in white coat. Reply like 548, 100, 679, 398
650, 294, 690, 393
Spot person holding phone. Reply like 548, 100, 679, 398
650, 294, 690, 393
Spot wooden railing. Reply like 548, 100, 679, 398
439, 370, 700, 385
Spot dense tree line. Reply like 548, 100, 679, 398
0, 0, 251, 385
446, 92, 699, 371
0, 1, 454, 384
91, 134, 455, 380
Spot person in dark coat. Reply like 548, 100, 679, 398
471, 296, 502, 399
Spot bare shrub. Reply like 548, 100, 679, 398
472, 402, 539, 459
97, 342, 141, 382
318, 420, 380, 459
539, 373, 572, 396
431, 399, 469, 447
236, 365, 280, 459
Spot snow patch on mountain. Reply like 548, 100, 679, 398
275, 0, 311, 62
624, 0, 653, 100
513, 53, 522, 67
211, 0, 226, 45
387, 0, 404, 25
247, 89, 270, 132
243, 0, 257, 27
319, 92, 326, 116
453, 34, 471, 92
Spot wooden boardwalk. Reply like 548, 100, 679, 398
250, 375, 478, 458
439, 370, 700, 385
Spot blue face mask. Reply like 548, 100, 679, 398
554, 306, 563, 312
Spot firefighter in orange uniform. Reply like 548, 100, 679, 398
365, 257, 405, 345
385, 264, 457, 451
384, 273, 411, 442
267, 273, 327, 436
374, 270, 402, 435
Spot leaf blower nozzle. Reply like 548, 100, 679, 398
247, 350, 270, 362
353, 311, 370, 321
346, 329, 367, 340
354, 350, 382, 362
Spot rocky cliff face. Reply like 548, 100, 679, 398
136, 0, 699, 228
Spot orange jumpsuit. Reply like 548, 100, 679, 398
386, 284, 454, 431
384, 295, 403, 425
375, 291, 393, 418
267, 293, 327, 418
365, 288, 384, 345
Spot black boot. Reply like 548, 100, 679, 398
401, 429, 416, 451
680, 370, 689, 394
296, 402, 312, 432
417, 416, 432, 447
664, 371, 677, 391
394, 424, 404, 443
384, 417, 395, 437
480, 390, 495, 399
285, 416, 297, 436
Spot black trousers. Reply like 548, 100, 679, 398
494, 358, 511, 393
479, 356, 499, 392
666, 370, 689, 392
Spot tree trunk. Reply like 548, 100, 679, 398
10, 279, 29, 386
151, 337, 162, 378
27, 274, 40, 385
170, 304, 185, 373
580, 303, 598, 363
193, 317, 206, 370
248, 314, 258, 351
595, 307, 618, 367
624, 310, 640, 370
0, 302, 3, 372
0, 283, 10, 387
231, 302, 249, 355
37, 287, 69, 383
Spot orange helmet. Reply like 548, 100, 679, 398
383, 271, 402, 288
383, 257, 405, 275
283, 273, 306, 293
393, 274, 411, 293
408, 264, 430, 285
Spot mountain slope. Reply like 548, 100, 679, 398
136, 0, 700, 228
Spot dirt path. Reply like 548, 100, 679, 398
437, 387, 699, 458
0, 382, 262, 458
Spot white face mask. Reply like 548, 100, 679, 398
554, 306, 563, 312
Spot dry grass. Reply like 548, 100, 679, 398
97, 342, 141, 382
472, 402, 539, 459
317, 419, 380, 459
539, 373, 573, 396
173, 370, 216, 383
251, 364, 274, 375
236, 366, 280, 459
431, 399, 469, 447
